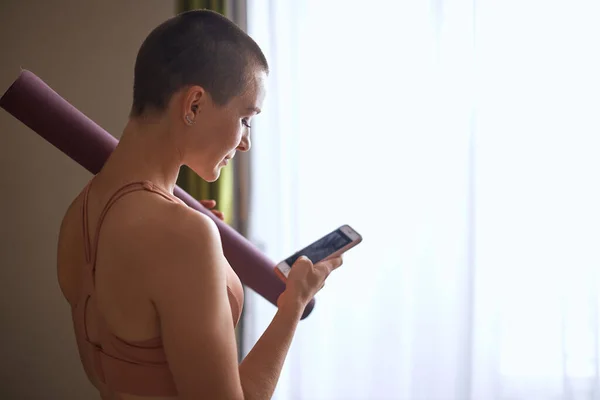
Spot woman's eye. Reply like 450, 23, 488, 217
242, 118, 252, 129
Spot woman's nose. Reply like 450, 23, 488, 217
237, 135, 251, 152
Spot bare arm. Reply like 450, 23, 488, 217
142, 207, 341, 400
238, 256, 342, 400
237, 294, 304, 400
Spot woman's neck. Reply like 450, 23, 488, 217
99, 117, 183, 194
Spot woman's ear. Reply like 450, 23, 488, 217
183, 85, 206, 119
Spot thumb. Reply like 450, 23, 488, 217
293, 255, 313, 267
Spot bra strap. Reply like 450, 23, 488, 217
87, 181, 177, 273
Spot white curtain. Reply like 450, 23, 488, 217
242, 1, 600, 399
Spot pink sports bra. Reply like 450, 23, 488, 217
71, 180, 244, 396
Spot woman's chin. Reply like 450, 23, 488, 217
204, 167, 222, 183
186, 165, 220, 183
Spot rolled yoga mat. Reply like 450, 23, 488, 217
0, 69, 315, 319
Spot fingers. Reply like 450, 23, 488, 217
212, 210, 225, 220
328, 256, 343, 271
293, 255, 313, 267
308, 257, 342, 290
291, 256, 342, 289
317, 256, 343, 275
200, 199, 217, 209
198, 200, 224, 220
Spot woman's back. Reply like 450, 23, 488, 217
57, 176, 243, 400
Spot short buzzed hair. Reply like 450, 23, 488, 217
130, 9, 268, 117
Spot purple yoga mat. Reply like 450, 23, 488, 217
0, 70, 314, 319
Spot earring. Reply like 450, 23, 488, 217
185, 114, 195, 125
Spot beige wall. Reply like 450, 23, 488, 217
0, 1, 175, 398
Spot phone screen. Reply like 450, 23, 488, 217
285, 229, 352, 266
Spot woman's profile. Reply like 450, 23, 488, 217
56, 9, 342, 400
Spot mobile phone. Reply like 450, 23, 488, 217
274, 224, 363, 280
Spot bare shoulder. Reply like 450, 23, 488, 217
128, 200, 223, 262
118, 198, 228, 289
153, 202, 222, 249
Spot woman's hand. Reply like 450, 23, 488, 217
200, 199, 225, 221
278, 256, 343, 310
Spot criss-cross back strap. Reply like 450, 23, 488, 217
82, 181, 176, 272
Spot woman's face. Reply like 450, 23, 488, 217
181, 69, 267, 182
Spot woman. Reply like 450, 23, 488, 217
56, 10, 342, 400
